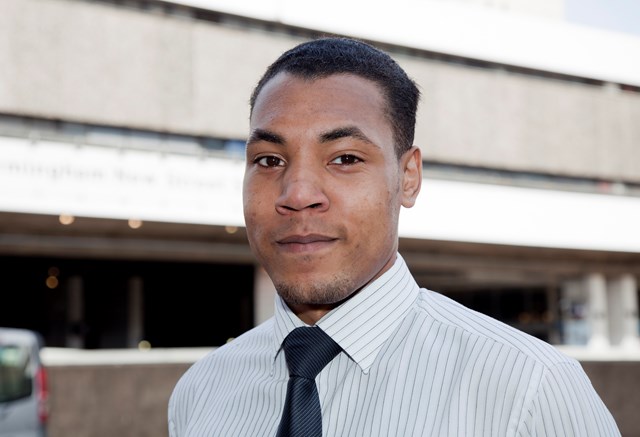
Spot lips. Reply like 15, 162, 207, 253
277, 234, 336, 245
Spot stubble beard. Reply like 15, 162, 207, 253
274, 274, 356, 307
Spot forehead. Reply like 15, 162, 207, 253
250, 72, 390, 130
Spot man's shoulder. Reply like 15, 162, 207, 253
194, 317, 273, 367
414, 288, 573, 368
168, 319, 277, 432
171, 318, 274, 395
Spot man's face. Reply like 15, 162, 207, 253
243, 72, 420, 309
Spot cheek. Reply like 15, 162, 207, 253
244, 181, 264, 215
243, 193, 265, 240
354, 195, 394, 234
371, 185, 400, 233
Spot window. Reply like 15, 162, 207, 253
0, 345, 33, 403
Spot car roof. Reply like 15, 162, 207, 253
0, 328, 44, 349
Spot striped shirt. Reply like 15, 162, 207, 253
168, 254, 620, 436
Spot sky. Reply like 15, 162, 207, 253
565, 0, 640, 36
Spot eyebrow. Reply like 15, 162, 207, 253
246, 126, 378, 148
319, 126, 376, 146
246, 129, 285, 146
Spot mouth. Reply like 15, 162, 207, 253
276, 234, 338, 253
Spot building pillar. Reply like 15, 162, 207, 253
254, 266, 277, 326
586, 273, 610, 349
546, 282, 561, 344
608, 274, 640, 349
560, 273, 614, 348
66, 275, 84, 348
560, 278, 589, 345
127, 276, 144, 348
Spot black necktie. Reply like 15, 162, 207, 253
276, 326, 342, 437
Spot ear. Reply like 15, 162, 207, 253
400, 146, 422, 208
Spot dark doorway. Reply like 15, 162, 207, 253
0, 256, 254, 348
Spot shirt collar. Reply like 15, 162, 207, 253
272, 253, 420, 374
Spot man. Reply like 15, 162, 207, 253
169, 37, 620, 436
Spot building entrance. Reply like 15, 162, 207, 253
0, 256, 254, 349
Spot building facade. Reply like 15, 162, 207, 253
1, 0, 639, 356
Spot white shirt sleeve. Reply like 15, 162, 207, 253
521, 361, 620, 436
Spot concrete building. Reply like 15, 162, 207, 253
1, 0, 639, 435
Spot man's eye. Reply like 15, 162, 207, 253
256, 156, 284, 167
330, 154, 362, 165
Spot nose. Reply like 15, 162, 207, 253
275, 165, 329, 214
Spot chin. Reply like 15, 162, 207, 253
274, 274, 354, 307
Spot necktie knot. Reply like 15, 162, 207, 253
282, 327, 342, 379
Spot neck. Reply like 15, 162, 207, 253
288, 303, 336, 325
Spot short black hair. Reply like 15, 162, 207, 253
249, 37, 420, 158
